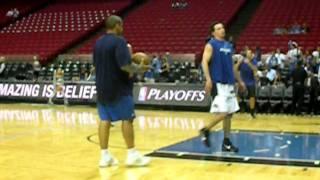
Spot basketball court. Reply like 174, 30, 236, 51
1, 103, 320, 179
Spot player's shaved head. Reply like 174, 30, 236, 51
105, 15, 124, 35
105, 15, 123, 30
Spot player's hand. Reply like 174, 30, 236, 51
139, 65, 152, 73
238, 81, 246, 93
244, 59, 250, 64
238, 58, 244, 64
138, 61, 151, 73
204, 79, 212, 95
128, 72, 134, 78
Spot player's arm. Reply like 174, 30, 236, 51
127, 43, 133, 55
233, 55, 242, 71
246, 60, 258, 75
245, 58, 258, 81
201, 43, 213, 95
116, 39, 148, 74
121, 63, 149, 75
232, 55, 246, 92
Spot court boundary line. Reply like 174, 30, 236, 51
147, 129, 320, 168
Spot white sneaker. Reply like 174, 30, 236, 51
126, 152, 151, 167
99, 155, 119, 168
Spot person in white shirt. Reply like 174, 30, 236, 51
13, 8, 19, 18
266, 51, 278, 68
48, 68, 68, 105
287, 47, 302, 61
266, 67, 278, 85
6, 10, 13, 17
6, 8, 19, 18
287, 44, 302, 71
275, 48, 286, 69
312, 47, 320, 65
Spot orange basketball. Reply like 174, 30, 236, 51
132, 52, 151, 65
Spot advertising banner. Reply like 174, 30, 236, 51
0, 82, 210, 107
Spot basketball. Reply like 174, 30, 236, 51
132, 52, 151, 65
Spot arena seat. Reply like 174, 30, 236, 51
0, 0, 131, 63
256, 85, 271, 113
237, 0, 320, 53
270, 85, 285, 113
0, 0, 48, 27
77, 0, 246, 54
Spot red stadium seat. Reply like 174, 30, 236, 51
237, 0, 320, 53
77, 0, 246, 54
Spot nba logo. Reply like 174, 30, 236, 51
138, 87, 148, 101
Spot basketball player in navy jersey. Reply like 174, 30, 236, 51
94, 15, 150, 167
200, 22, 245, 152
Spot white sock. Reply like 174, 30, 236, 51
101, 149, 110, 157
127, 148, 137, 156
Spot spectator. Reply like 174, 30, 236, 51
237, 49, 258, 118
6, 9, 14, 17
172, 1, 188, 9
291, 60, 308, 115
165, 52, 173, 66
301, 23, 310, 34
287, 43, 302, 72
288, 22, 302, 34
312, 46, 320, 64
304, 50, 313, 65
49, 67, 68, 105
0, 57, 6, 76
188, 72, 198, 84
275, 48, 286, 69
80, 68, 88, 81
257, 57, 267, 70
308, 72, 319, 115
287, 43, 301, 60
13, 8, 19, 18
86, 66, 96, 81
33, 60, 41, 81
175, 2, 180, 8
254, 46, 262, 62
273, 27, 287, 35
144, 69, 155, 83
152, 55, 162, 79
266, 51, 279, 68
266, 66, 278, 85
171, 2, 176, 8
160, 56, 170, 78
6, 8, 19, 18
288, 40, 297, 50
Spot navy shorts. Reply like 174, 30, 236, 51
97, 96, 135, 122
246, 85, 256, 98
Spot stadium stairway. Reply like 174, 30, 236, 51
227, 0, 262, 42
65, 0, 147, 54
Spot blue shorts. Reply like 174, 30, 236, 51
97, 96, 135, 122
